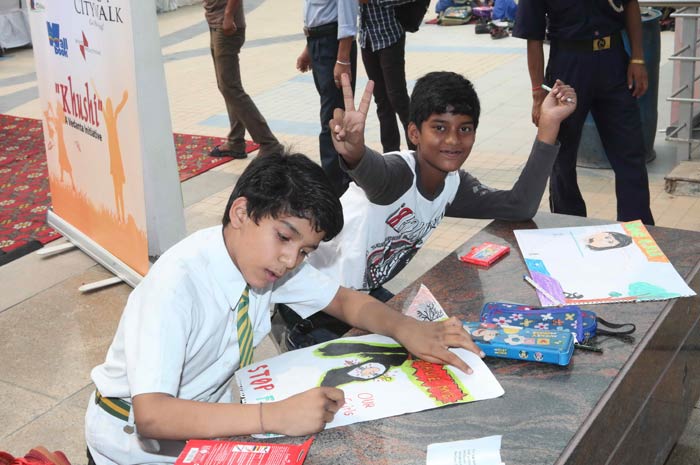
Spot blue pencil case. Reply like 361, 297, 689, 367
479, 302, 635, 344
480, 301, 585, 342
463, 321, 575, 366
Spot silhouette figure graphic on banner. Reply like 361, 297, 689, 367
94, 84, 129, 223
315, 342, 410, 388
44, 102, 75, 190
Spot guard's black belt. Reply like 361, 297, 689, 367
304, 22, 338, 38
553, 32, 622, 52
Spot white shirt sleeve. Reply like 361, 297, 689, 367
271, 261, 340, 319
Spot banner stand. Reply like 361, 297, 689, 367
27, 0, 186, 290
47, 210, 141, 288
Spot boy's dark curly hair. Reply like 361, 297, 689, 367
409, 71, 481, 129
222, 150, 343, 241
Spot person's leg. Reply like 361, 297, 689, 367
375, 35, 414, 150
278, 285, 393, 351
210, 28, 281, 154
362, 42, 401, 152
591, 47, 654, 225
545, 47, 594, 217
308, 34, 356, 196
278, 303, 351, 350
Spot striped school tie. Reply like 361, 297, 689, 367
236, 285, 253, 367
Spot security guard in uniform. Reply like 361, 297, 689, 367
513, 0, 654, 225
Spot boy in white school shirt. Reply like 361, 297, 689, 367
85, 149, 481, 465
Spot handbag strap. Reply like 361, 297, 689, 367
595, 316, 636, 336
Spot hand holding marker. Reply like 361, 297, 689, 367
541, 84, 575, 104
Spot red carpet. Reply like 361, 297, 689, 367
0, 114, 258, 261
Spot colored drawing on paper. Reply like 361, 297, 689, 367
514, 221, 695, 306
236, 334, 504, 432
313, 340, 472, 406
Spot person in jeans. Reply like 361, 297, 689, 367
205, 0, 283, 159
296, 0, 358, 196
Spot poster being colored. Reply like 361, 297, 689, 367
236, 334, 504, 432
514, 221, 695, 306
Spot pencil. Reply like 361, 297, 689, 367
541, 84, 575, 104
522, 274, 565, 307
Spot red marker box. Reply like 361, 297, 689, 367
459, 242, 510, 267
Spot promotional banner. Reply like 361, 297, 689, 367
27, 0, 185, 283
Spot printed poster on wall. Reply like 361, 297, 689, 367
514, 220, 696, 306
26, 0, 185, 279
236, 333, 504, 432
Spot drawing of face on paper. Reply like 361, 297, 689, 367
583, 231, 633, 251
347, 362, 387, 380
316, 342, 409, 388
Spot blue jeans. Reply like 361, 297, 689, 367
307, 33, 357, 196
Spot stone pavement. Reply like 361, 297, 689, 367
0, 1, 697, 464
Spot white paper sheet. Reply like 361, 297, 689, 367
427, 435, 504, 465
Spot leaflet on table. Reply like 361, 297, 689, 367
236, 333, 504, 432
427, 435, 504, 465
402, 284, 450, 322
174, 437, 314, 465
514, 221, 695, 306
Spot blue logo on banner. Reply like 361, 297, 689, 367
47, 22, 68, 57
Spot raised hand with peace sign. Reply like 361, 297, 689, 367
329, 73, 375, 169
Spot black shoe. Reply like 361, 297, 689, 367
209, 145, 247, 159
490, 26, 509, 39
475, 22, 491, 34
276, 304, 349, 351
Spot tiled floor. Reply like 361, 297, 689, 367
0, 2, 698, 464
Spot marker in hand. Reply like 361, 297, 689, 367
541, 84, 575, 104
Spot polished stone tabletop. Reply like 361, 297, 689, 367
254, 213, 700, 465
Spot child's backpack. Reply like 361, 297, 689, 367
472, 5, 493, 20
436, 0, 470, 14
438, 4, 473, 26
395, 0, 432, 33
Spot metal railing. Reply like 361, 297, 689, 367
640, 1, 700, 160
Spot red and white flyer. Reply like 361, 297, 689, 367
175, 436, 314, 465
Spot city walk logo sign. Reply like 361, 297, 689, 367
74, 0, 124, 23
47, 22, 68, 57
